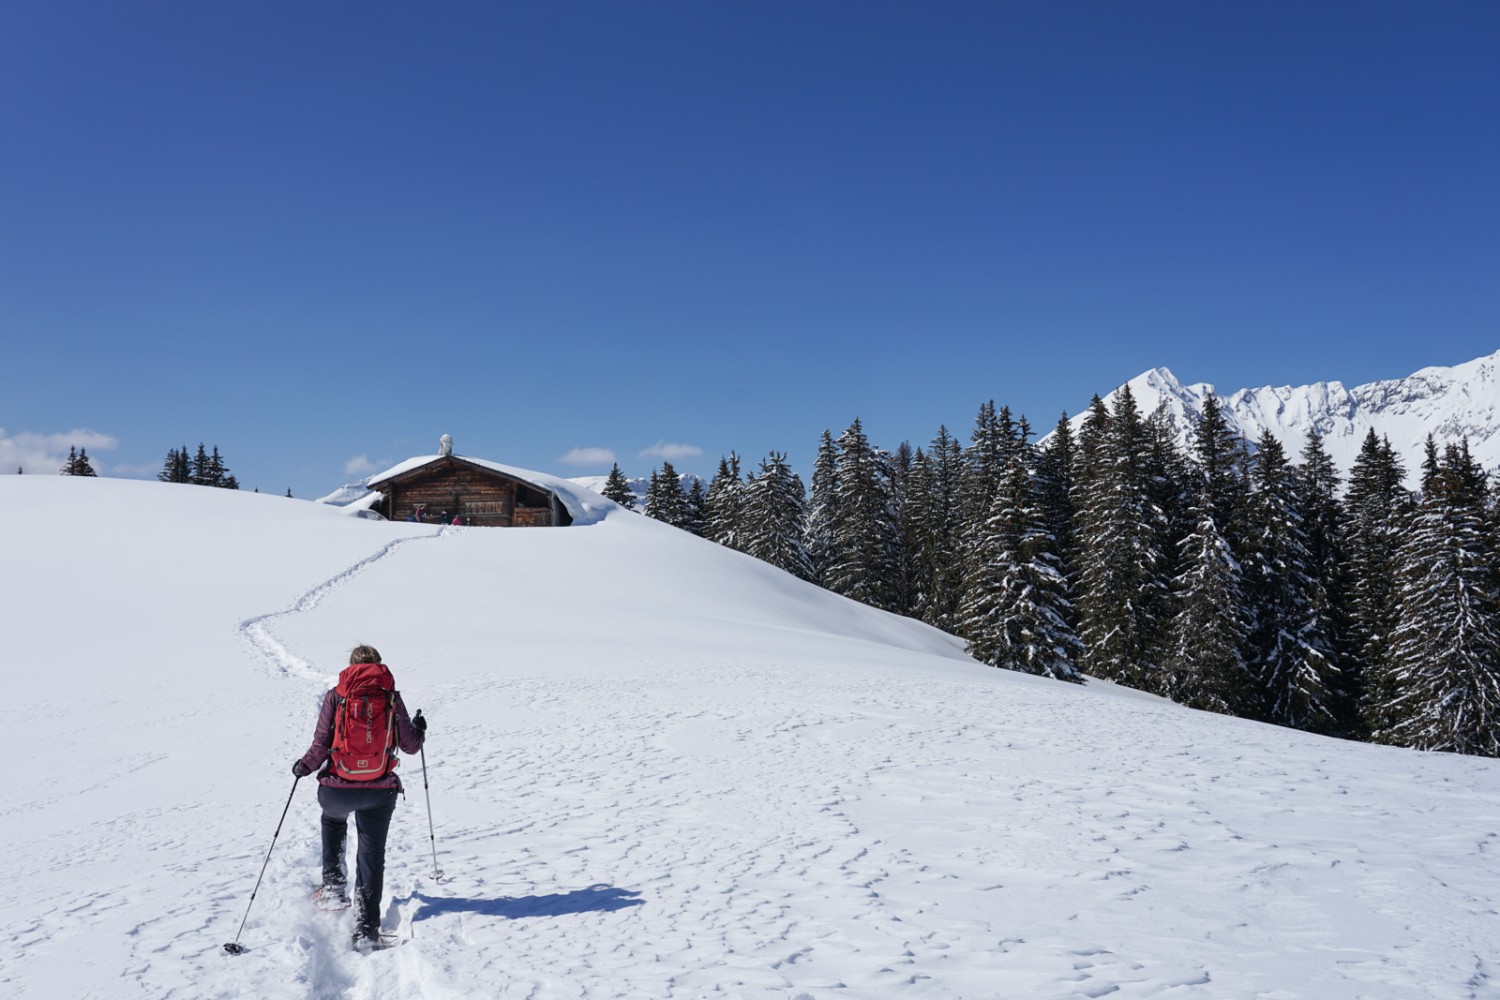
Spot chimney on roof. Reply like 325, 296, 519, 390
439, 434, 453, 457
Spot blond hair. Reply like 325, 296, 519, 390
349, 644, 382, 665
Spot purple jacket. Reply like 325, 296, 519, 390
297, 686, 425, 791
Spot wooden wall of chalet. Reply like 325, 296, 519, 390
375, 460, 567, 527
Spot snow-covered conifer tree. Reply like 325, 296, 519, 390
601, 463, 637, 510
190, 444, 213, 486
645, 461, 688, 529
683, 477, 707, 537
959, 452, 1081, 682
805, 430, 840, 586
741, 452, 814, 582
1343, 430, 1413, 737
1240, 431, 1339, 732
1165, 504, 1252, 713
1385, 440, 1500, 756
61, 446, 98, 476
158, 446, 191, 484
1296, 430, 1351, 728
902, 448, 940, 622
1072, 386, 1169, 690
1034, 414, 1077, 599
911, 425, 965, 632
704, 453, 744, 548
824, 419, 900, 611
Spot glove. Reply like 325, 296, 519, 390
292, 760, 311, 778
413, 711, 428, 734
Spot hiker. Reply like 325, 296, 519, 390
293, 644, 426, 947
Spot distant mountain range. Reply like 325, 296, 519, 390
318, 352, 1498, 505
1072, 349, 1500, 485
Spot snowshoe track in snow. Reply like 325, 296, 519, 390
234, 526, 451, 681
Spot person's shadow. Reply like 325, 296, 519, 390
411, 884, 643, 921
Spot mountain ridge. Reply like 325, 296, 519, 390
1073, 349, 1500, 483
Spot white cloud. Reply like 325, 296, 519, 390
559, 447, 617, 467
0, 427, 118, 475
638, 441, 703, 461
345, 455, 379, 476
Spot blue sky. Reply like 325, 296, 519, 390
3, 1, 1496, 496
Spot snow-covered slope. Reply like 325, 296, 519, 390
1073, 349, 1500, 483
4, 475, 1499, 999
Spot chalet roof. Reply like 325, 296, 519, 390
365, 454, 605, 526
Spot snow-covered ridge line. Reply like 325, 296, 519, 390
235, 525, 449, 682
1070, 348, 1500, 483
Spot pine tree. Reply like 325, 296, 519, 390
209, 447, 238, 489
1034, 414, 1077, 598
159, 446, 191, 484
907, 425, 965, 632
704, 454, 745, 548
61, 446, 98, 476
683, 477, 707, 537
645, 461, 689, 529
1385, 441, 1500, 756
1189, 395, 1242, 527
902, 448, 941, 621
806, 430, 840, 586
959, 452, 1082, 681
958, 401, 1019, 537
1141, 403, 1191, 661
190, 443, 213, 486
1072, 395, 1112, 505
1072, 386, 1169, 690
741, 452, 815, 581
601, 462, 637, 510
1165, 504, 1253, 713
1164, 398, 1253, 714
1240, 431, 1340, 732
1296, 429, 1352, 730
823, 419, 900, 611
887, 441, 915, 615
1343, 431, 1413, 738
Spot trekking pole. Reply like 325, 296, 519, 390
416, 710, 446, 883
224, 776, 301, 955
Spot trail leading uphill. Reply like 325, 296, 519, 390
3, 475, 1499, 999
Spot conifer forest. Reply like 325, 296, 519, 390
639, 388, 1500, 759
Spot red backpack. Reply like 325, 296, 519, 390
330, 662, 400, 781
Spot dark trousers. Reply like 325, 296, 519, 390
318, 785, 398, 936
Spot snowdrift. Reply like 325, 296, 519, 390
3, 475, 1498, 999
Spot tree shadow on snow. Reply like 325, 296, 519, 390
412, 884, 643, 921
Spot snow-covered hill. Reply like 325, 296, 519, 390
4, 474, 1499, 999
1074, 349, 1500, 484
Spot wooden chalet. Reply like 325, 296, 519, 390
367, 455, 574, 527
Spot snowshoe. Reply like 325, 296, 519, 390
352, 929, 401, 952
313, 884, 351, 911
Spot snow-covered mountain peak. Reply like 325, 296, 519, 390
1072, 349, 1500, 484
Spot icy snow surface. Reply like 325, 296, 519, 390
4, 475, 1498, 999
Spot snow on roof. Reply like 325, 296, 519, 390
366, 454, 611, 526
